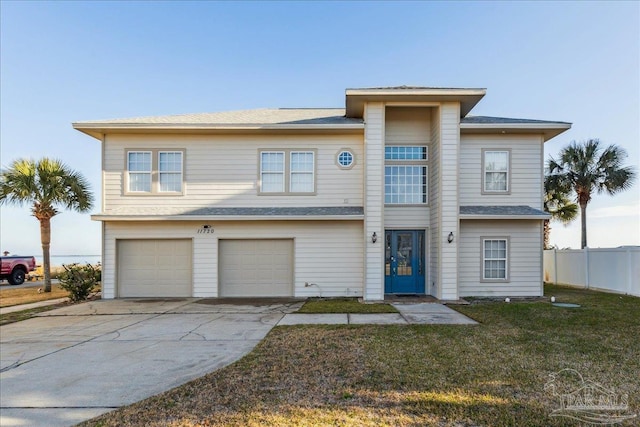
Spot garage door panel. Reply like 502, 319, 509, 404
220, 239, 293, 297
118, 239, 192, 298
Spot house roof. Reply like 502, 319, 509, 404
73, 108, 364, 139
345, 86, 486, 118
91, 206, 365, 222
460, 116, 571, 141
460, 205, 550, 219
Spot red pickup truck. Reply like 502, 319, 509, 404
0, 256, 37, 285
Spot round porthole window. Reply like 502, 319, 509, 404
337, 150, 354, 168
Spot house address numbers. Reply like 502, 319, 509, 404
197, 226, 214, 234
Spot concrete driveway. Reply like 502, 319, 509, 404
0, 298, 303, 427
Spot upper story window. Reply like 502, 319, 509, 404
127, 152, 152, 192
126, 149, 184, 194
259, 149, 316, 195
483, 150, 510, 193
384, 146, 428, 205
290, 152, 314, 192
482, 238, 509, 281
337, 150, 354, 168
159, 152, 183, 192
260, 152, 285, 193
385, 146, 428, 161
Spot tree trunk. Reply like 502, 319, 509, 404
40, 217, 52, 292
580, 202, 588, 249
543, 219, 551, 249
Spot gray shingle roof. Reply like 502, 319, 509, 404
462, 116, 571, 126
94, 206, 364, 218
460, 206, 549, 217
75, 108, 361, 126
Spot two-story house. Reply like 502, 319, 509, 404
73, 86, 570, 301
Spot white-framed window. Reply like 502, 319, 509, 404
482, 238, 508, 281
483, 150, 510, 193
259, 149, 316, 194
127, 151, 152, 192
337, 150, 354, 168
260, 151, 285, 193
126, 149, 185, 194
290, 151, 314, 192
384, 145, 428, 205
159, 151, 183, 192
385, 166, 427, 204
385, 146, 428, 161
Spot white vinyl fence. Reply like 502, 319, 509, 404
543, 247, 640, 297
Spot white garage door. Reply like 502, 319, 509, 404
219, 239, 293, 297
117, 239, 192, 298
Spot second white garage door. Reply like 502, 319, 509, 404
117, 239, 192, 298
219, 239, 293, 297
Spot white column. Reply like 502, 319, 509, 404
363, 102, 385, 301
438, 102, 460, 300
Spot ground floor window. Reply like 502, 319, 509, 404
482, 238, 508, 281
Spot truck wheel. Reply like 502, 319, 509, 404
8, 268, 26, 286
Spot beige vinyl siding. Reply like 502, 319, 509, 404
364, 102, 385, 300
385, 107, 431, 144
460, 134, 544, 208
384, 206, 430, 228
102, 220, 363, 299
429, 107, 440, 297
438, 102, 460, 300
459, 219, 543, 297
103, 133, 363, 211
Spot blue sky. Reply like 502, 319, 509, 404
1, 1, 638, 255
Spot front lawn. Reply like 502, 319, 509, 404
81, 284, 640, 426
0, 284, 68, 307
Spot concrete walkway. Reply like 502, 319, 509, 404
278, 303, 477, 325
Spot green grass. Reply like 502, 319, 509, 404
298, 297, 398, 313
0, 305, 65, 326
0, 284, 68, 307
80, 284, 639, 427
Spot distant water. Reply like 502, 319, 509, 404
35, 255, 101, 267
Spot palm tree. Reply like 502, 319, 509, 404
547, 139, 636, 249
0, 158, 93, 292
543, 174, 578, 249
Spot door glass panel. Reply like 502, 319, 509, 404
385, 231, 392, 276
418, 232, 424, 275
396, 232, 413, 276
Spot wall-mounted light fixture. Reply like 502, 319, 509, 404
372, 232, 378, 244
447, 232, 454, 244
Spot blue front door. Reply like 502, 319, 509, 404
385, 230, 426, 294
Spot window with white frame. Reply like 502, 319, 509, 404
290, 151, 314, 192
483, 150, 509, 193
127, 151, 152, 192
337, 150, 354, 168
260, 152, 285, 193
126, 149, 184, 194
384, 146, 428, 204
259, 150, 315, 194
483, 238, 508, 280
159, 151, 183, 192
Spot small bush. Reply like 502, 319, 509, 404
58, 263, 100, 302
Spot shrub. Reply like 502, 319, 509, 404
58, 263, 100, 302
